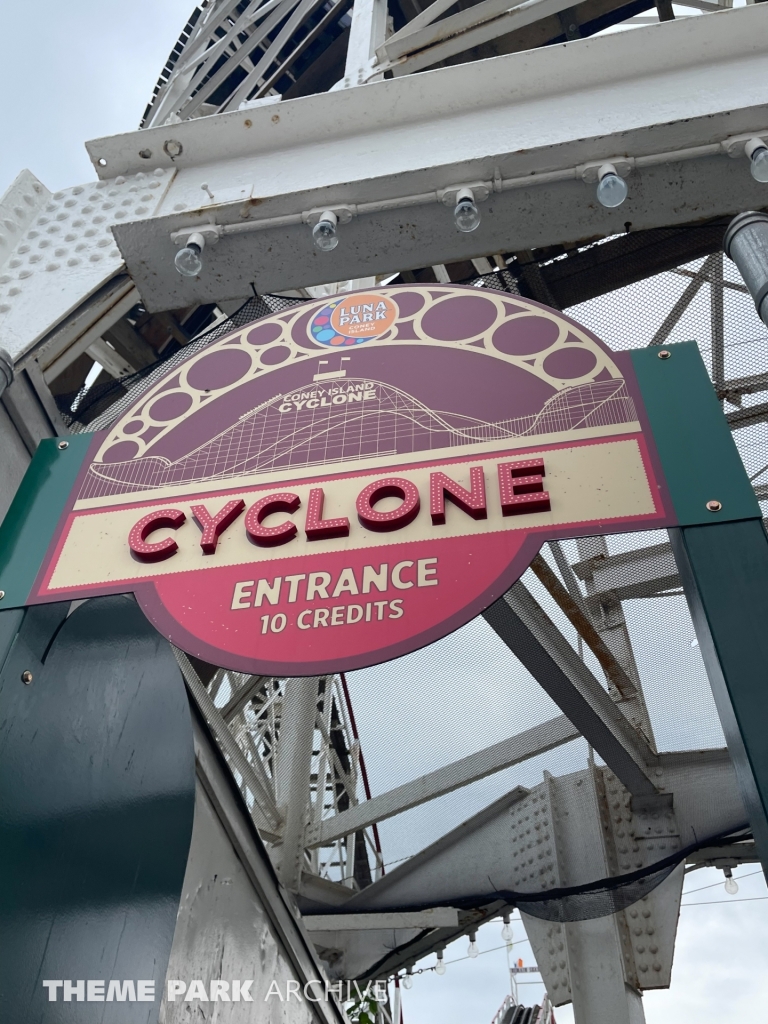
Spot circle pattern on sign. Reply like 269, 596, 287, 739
90, 285, 625, 481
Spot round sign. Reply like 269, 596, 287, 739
36, 286, 667, 675
309, 292, 399, 346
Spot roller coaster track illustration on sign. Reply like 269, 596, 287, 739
82, 376, 636, 497
79, 287, 638, 503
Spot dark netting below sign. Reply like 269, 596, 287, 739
296, 827, 750, 923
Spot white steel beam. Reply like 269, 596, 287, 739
484, 583, 659, 795
174, 649, 281, 837
342, 0, 389, 86
85, 338, 135, 380
303, 908, 459, 929
274, 676, 320, 891
572, 542, 680, 602
221, 673, 270, 722
39, 283, 139, 383
523, 769, 649, 1024
384, 0, 464, 40
574, 535, 656, 746
376, 0, 590, 72
187, 711, 347, 1024
177, 0, 303, 120
306, 713, 580, 847
77, 4, 768, 309
686, 842, 758, 868
0, 167, 173, 368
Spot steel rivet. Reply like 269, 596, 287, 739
21, 670, 33, 684
658, 349, 671, 359
58, 440, 69, 449
706, 500, 722, 512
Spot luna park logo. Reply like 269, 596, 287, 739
308, 292, 398, 346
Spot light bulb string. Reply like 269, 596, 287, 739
682, 869, 761, 896
395, 891, 768, 984
169, 133, 768, 250
396, 937, 532, 980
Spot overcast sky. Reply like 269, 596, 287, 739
4, 3, 766, 1022
0, 1, 193, 197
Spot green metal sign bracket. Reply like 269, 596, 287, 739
632, 341, 768, 876
630, 342, 761, 526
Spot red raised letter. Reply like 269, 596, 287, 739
129, 508, 186, 562
498, 459, 551, 516
245, 492, 300, 546
191, 498, 246, 554
430, 467, 486, 524
305, 488, 350, 540
356, 477, 420, 532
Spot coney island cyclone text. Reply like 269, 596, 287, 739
278, 381, 376, 413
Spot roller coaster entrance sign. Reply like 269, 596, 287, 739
0, 285, 758, 675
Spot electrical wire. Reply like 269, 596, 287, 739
400, 870, 765, 985
681, 896, 768, 907
682, 868, 763, 896
443, 939, 531, 968
403, 937, 532, 979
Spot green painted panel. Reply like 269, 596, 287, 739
630, 343, 761, 526
0, 434, 92, 608
671, 520, 768, 874
0, 596, 195, 1019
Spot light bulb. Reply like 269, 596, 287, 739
501, 923, 513, 942
402, 972, 413, 989
312, 211, 338, 251
724, 872, 739, 895
454, 188, 481, 233
174, 242, 203, 277
750, 147, 768, 183
467, 936, 479, 959
596, 165, 628, 209
435, 954, 446, 976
